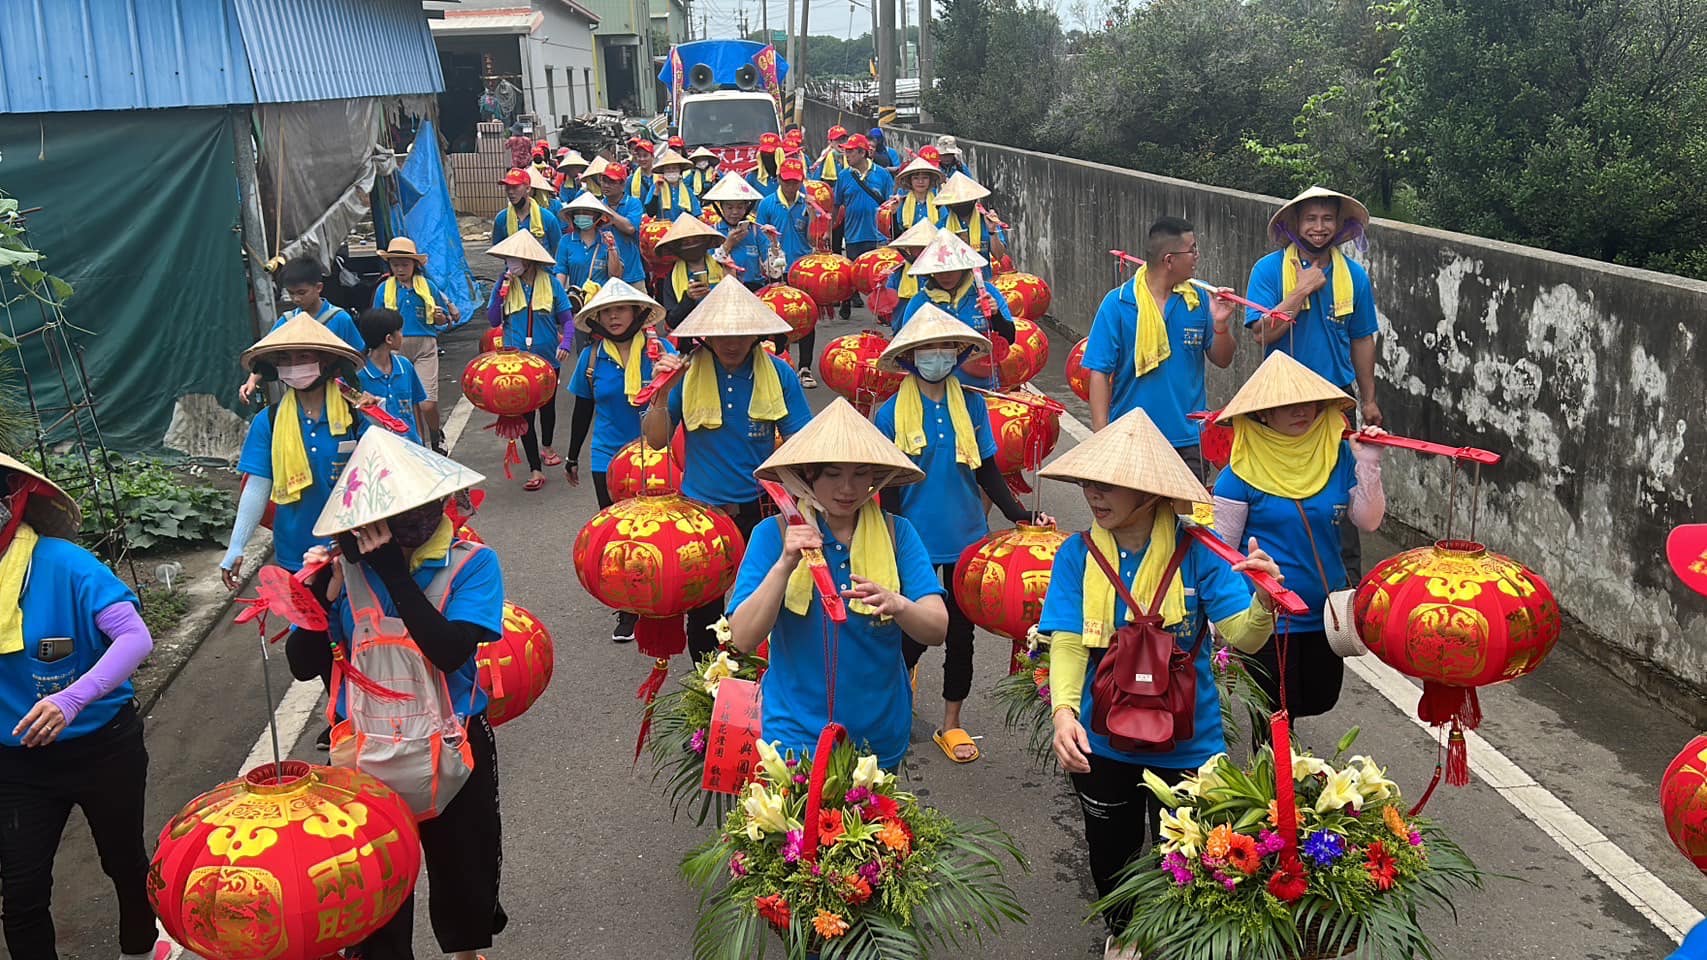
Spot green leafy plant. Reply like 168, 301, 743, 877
0, 192, 75, 309
33, 452, 234, 552
137, 584, 189, 639
649, 638, 770, 825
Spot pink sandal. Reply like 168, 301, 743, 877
524, 475, 546, 492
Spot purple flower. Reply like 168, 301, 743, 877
1221, 876, 1237, 891
1302, 830, 1346, 867
1040, 686, 1053, 704
728, 852, 748, 877
782, 830, 805, 864
1257, 830, 1285, 856
786, 758, 798, 767
1214, 647, 1231, 670
845, 787, 873, 806
811, 864, 822, 876
1160, 851, 1194, 885
1409, 831, 1424, 848
689, 729, 707, 755
858, 861, 882, 884
793, 774, 808, 785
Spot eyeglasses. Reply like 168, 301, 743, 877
1075, 480, 1119, 494
1163, 246, 1200, 259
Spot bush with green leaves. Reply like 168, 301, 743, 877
34, 453, 233, 552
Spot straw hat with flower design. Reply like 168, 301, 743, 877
876, 304, 989, 373
1038, 407, 1211, 505
313, 428, 484, 537
908, 230, 988, 276
703, 172, 764, 203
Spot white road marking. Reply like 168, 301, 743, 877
440, 391, 475, 452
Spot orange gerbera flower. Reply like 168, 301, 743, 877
1032, 666, 1049, 687
1226, 832, 1262, 875
878, 819, 911, 855
819, 808, 846, 848
1205, 824, 1233, 860
1383, 805, 1409, 841
813, 909, 850, 938
843, 874, 874, 905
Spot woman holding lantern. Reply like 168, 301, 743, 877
894, 231, 1016, 391
485, 229, 580, 491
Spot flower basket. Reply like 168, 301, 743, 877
649, 642, 769, 825
682, 724, 1029, 959
1096, 728, 1484, 960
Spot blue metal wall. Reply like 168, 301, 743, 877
230, 0, 443, 105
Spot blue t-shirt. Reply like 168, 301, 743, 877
270, 301, 365, 354
358, 354, 427, 444
896, 279, 1014, 390
833, 164, 897, 245
236, 396, 363, 571
648, 181, 703, 218
326, 543, 505, 720
746, 168, 783, 199
718, 218, 768, 284
1038, 532, 1253, 769
1245, 249, 1378, 390
667, 352, 813, 506
0, 538, 139, 746
569, 338, 676, 472
488, 274, 576, 367
729, 512, 945, 768
492, 204, 563, 257
1081, 279, 1213, 448
872, 388, 999, 565
369, 277, 450, 339
1672, 919, 1707, 959
554, 229, 619, 289
605, 194, 648, 284
1214, 444, 1356, 633
756, 190, 814, 270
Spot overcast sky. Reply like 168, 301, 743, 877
691, 0, 1093, 41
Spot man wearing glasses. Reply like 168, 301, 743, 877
1081, 216, 1236, 477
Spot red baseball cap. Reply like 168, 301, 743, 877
501, 168, 531, 186
633, 140, 656, 155
841, 134, 872, 152
917, 145, 941, 163
603, 162, 629, 180
827, 125, 848, 142
668, 135, 685, 149
760, 132, 783, 150
779, 158, 806, 181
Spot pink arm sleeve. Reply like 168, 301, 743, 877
43, 601, 153, 724
1212, 496, 1249, 550
1348, 444, 1386, 532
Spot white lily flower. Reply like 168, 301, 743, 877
1315, 766, 1365, 814
853, 754, 891, 790
754, 739, 793, 787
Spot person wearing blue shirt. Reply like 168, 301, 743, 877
0, 454, 159, 960
1247, 186, 1382, 427
756, 159, 820, 376
746, 133, 786, 199
867, 127, 901, 173
877, 219, 938, 327
484, 229, 580, 490
686, 147, 720, 197
1082, 216, 1237, 477
1673, 919, 1707, 960
704, 173, 769, 289
284, 430, 506, 960
553, 194, 624, 294
356, 307, 429, 444
491, 168, 563, 257
726, 399, 949, 769
643, 279, 813, 660
593, 163, 648, 286
1034, 407, 1282, 941
643, 149, 703, 219
892, 156, 943, 235
240, 257, 365, 402
1210, 352, 1388, 728
935, 135, 972, 181
895, 231, 1015, 390
832, 133, 896, 319
371, 238, 458, 452
871, 308, 1047, 764
556, 151, 590, 204
933, 172, 1010, 270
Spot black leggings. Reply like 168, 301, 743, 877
902, 564, 975, 704
0, 704, 155, 960
358, 713, 506, 959
685, 501, 764, 661
592, 470, 614, 508
517, 391, 558, 473
1252, 628, 1344, 722
767, 331, 820, 374
1069, 755, 1190, 932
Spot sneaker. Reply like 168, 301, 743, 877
612, 611, 638, 643
799, 368, 817, 389
315, 725, 332, 751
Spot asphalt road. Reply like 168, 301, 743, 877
44, 303, 1706, 960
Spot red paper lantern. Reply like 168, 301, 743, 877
477, 602, 555, 726
876, 197, 900, 238
1354, 540, 1561, 783
817, 331, 904, 412
954, 523, 1070, 671
1662, 735, 1707, 872
758, 283, 819, 343
995, 317, 1050, 390
608, 437, 683, 499
851, 247, 905, 296
149, 761, 422, 960
992, 272, 1051, 321
984, 388, 1064, 493
461, 349, 558, 478
803, 180, 835, 222
1066, 336, 1091, 402
789, 252, 856, 309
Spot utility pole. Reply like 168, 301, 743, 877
793, 0, 811, 124
900, 0, 909, 75
917, 0, 931, 122
761, 0, 768, 37
878, 0, 895, 125
785, 0, 798, 116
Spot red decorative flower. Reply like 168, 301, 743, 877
864, 794, 900, 823
755, 893, 792, 928
842, 874, 873, 905
819, 808, 846, 848
1267, 858, 1309, 903
1364, 840, 1398, 891
1226, 832, 1262, 876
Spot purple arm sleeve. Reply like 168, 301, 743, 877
487, 288, 505, 327
44, 601, 153, 725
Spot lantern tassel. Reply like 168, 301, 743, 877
1446, 722, 1471, 787
332, 652, 413, 704
634, 656, 672, 760
635, 614, 687, 659
1416, 681, 1467, 726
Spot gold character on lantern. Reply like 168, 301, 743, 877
302, 800, 370, 841
183, 866, 287, 960
1404, 603, 1490, 682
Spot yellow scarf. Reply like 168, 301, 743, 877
785, 500, 897, 617
893, 375, 980, 468
382, 275, 433, 313
895, 263, 920, 300
409, 519, 455, 573
1081, 511, 1186, 648
1229, 409, 1346, 499
1282, 245, 1353, 318
271, 387, 353, 506
502, 270, 556, 318
602, 337, 644, 403
656, 181, 696, 213
901, 194, 937, 229
944, 209, 984, 251
1131, 265, 1200, 378
506, 198, 545, 239
925, 273, 977, 311
629, 168, 649, 199
818, 151, 840, 181
681, 347, 786, 431
670, 257, 725, 301
0, 524, 39, 655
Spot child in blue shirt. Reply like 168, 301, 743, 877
241, 257, 364, 402
356, 308, 428, 445
704, 173, 769, 290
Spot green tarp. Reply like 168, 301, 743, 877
0, 109, 250, 453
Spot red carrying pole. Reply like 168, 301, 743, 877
1179, 523, 1311, 617
1107, 249, 1293, 325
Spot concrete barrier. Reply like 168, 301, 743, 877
800, 102, 1707, 695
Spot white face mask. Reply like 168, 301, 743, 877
913, 347, 960, 383
278, 361, 321, 390
663, 171, 682, 184
504, 257, 526, 277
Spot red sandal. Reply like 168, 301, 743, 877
524, 475, 546, 491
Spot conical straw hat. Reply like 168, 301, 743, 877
757, 397, 924, 489
670, 276, 794, 339
1214, 351, 1355, 423
574, 277, 665, 333
655, 212, 724, 259
896, 156, 943, 182
580, 155, 610, 181
687, 147, 719, 162
877, 304, 990, 372
486, 229, 555, 264
889, 218, 939, 251
1267, 186, 1370, 241
651, 148, 693, 170
563, 193, 615, 218
241, 312, 365, 374
704, 172, 763, 202
933, 171, 991, 205
313, 428, 485, 537
909, 230, 988, 275
0, 452, 80, 540
526, 166, 555, 192
1039, 407, 1211, 504
557, 149, 589, 170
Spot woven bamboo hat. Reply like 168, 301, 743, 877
1214, 351, 1355, 423
380, 237, 428, 265
1039, 408, 1211, 504
651, 148, 693, 171
671, 276, 794, 339
687, 147, 719, 163
889, 219, 939, 253
556, 149, 589, 171
574, 277, 665, 333
580, 155, 610, 182
313, 428, 484, 537
1267, 186, 1370, 242
896, 156, 943, 184
486, 229, 555, 265
0, 452, 80, 539
877, 304, 990, 372
757, 397, 925, 489
526, 165, 556, 193
655, 212, 725, 259
563, 193, 615, 220
704, 172, 763, 203
908, 230, 988, 275
241, 312, 364, 377
933, 171, 991, 205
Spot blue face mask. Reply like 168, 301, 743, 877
913, 348, 959, 383
573, 215, 596, 230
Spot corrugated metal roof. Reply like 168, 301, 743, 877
430, 7, 543, 34
232, 0, 444, 103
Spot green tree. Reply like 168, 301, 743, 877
927, 0, 1063, 150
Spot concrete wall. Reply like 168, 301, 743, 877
526, 2, 600, 122
801, 102, 1707, 691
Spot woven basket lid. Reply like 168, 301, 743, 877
240, 312, 365, 374
313, 428, 485, 537
704, 172, 763, 202
1267, 186, 1371, 240
486, 229, 555, 264
933, 171, 991, 205
896, 156, 943, 181
1215, 351, 1356, 423
877, 304, 990, 372
889, 218, 939, 251
563, 193, 615, 218
574, 277, 666, 333
655, 212, 724, 258
909, 230, 988, 275
671, 277, 795, 339
756, 397, 924, 488
651, 147, 693, 170
1039, 407, 1211, 503
0, 452, 80, 540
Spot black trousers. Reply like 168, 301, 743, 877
358, 713, 506, 959
517, 391, 558, 472
902, 564, 975, 705
685, 501, 764, 661
1069, 755, 1190, 932
1252, 628, 1344, 723
0, 704, 155, 960
592, 470, 614, 509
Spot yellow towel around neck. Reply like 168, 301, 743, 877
1081, 510, 1186, 648
602, 337, 644, 404
1282, 244, 1353, 318
0, 524, 39, 655
670, 257, 725, 301
681, 347, 786, 431
382, 275, 434, 314
784, 500, 898, 618
270, 386, 353, 506
1131, 264, 1200, 379
1229, 409, 1346, 500
509, 198, 546, 239
502, 271, 556, 317
409, 519, 455, 573
893, 375, 980, 468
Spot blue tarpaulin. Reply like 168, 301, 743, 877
657, 39, 789, 87
395, 121, 479, 325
